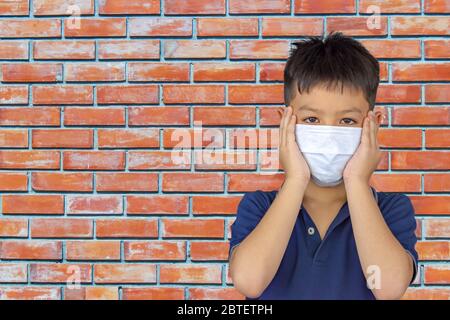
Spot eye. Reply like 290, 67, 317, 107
341, 118, 356, 125
303, 117, 318, 123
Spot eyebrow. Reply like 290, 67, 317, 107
298, 104, 362, 114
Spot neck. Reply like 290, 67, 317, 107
303, 179, 347, 207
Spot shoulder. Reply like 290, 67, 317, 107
237, 189, 278, 216
376, 191, 415, 222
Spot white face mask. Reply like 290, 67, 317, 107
295, 124, 362, 187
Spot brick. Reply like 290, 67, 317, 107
66, 195, 123, 215
32, 172, 93, 192
130, 18, 191, 37
230, 40, 289, 60
370, 174, 421, 193
295, 0, 355, 13
98, 40, 159, 59
416, 241, 449, 260
163, 85, 224, 104
63, 151, 125, 170
65, 63, 125, 82
0, 287, 61, 300
359, 0, 420, 13
193, 63, 255, 82
261, 18, 323, 37
0, 129, 28, 148
378, 128, 422, 148
0, 264, 27, 283
31, 219, 93, 238
229, 84, 284, 104
0, 219, 28, 237
66, 241, 121, 260
424, 219, 450, 238
0, 241, 62, 260
122, 287, 184, 300
32, 129, 93, 148
33, 41, 95, 60
259, 64, 284, 82
30, 264, 91, 283
410, 196, 450, 215
33, 0, 94, 15
392, 107, 449, 126
1, 63, 62, 83
128, 63, 190, 82
228, 173, 285, 192
164, 0, 225, 15
96, 219, 158, 238
65, 18, 126, 37
160, 264, 221, 284
426, 85, 450, 103
424, 0, 450, 13
0, 86, 28, 104
424, 174, 450, 192
197, 18, 258, 37
94, 264, 156, 283
96, 172, 158, 192
162, 218, 224, 238
326, 17, 388, 36
193, 107, 255, 125
163, 128, 224, 148
230, 0, 290, 14
190, 241, 229, 261
0, 41, 28, 60
426, 129, 450, 148
392, 63, 450, 81
162, 173, 224, 192
128, 151, 191, 170
391, 16, 450, 35
164, 40, 226, 59
391, 151, 450, 170
124, 240, 186, 260
402, 288, 450, 300
189, 287, 244, 300
376, 85, 421, 103
2, 195, 64, 215
359, 40, 421, 59
97, 129, 159, 148
425, 40, 450, 59
0, 0, 29, 15
0, 19, 61, 38
33, 85, 93, 105
64, 107, 125, 126
0, 107, 60, 126
126, 195, 189, 215
192, 196, 241, 215
100, 0, 160, 14
128, 106, 190, 126
97, 85, 159, 104
64, 286, 119, 300
194, 150, 257, 171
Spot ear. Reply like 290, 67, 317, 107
374, 110, 383, 125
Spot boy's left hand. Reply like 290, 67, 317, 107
343, 110, 383, 184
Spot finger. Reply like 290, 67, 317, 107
282, 106, 292, 147
286, 112, 296, 145
361, 113, 370, 147
369, 110, 377, 147
279, 107, 287, 147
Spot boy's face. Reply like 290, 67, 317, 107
289, 84, 371, 128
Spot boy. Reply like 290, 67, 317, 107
228, 31, 418, 300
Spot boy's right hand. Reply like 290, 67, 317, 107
277, 106, 311, 186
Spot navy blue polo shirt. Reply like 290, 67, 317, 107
228, 187, 418, 300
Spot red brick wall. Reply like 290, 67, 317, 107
0, 0, 449, 300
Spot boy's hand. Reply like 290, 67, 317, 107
277, 106, 311, 185
343, 110, 383, 184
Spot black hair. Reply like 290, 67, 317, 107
284, 31, 380, 110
